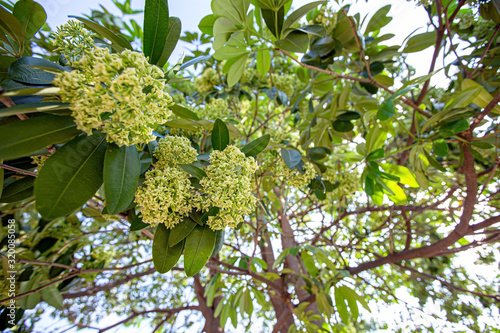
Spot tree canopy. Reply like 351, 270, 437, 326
0, 0, 500, 332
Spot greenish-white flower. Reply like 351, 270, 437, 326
53, 20, 95, 65
135, 167, 195, 228
201, 145, 258, 230
54, 47, 173, 146
154, 136, 198, 168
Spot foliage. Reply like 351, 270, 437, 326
1, 0, 500, 332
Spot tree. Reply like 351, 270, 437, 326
0, 0, 499, 331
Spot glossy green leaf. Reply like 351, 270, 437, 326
276, 30, 308, 53
184, 224, 216, 277
199, 14, 216, 36
461, 79, 500, 114
300, 250, 318, 277
283, 1, 326, 30
280, 148, 302, 169
103, 144, 140, 214
0, 176, 34, 203
294, 24, 326, 37
444, 86, 482, 110
211, 119, 230, 151
403, 31, 437, 53
365, 4, 392, 33
130, 215, 149, 231
432, 139, 448, 157
0, 6, 24, 48
366, 148, 385, 161
424, 149, 446, 172
377, 99, 395, 121
261, 6, 284, 38
35, 132, 107, 219
380, 164, 419, 188
169, 217, 198, 247
13, 0, 47, 39
156, 17, 182, 68
211, 229, 225, 257
241, 134, 270, 157
332, 120, 354, 132
18, 273, 42, 309
40, 285, 63, 309
225, 54, 248, 87
334, 287, 349, 323
143, 0, 169, 64
153, 224, 184, 274
179, 163, 207, 179
0, 102, 70, 117
9, 57, 65, 85
256, 47, 271, 76
72, 16, 132, 52
0, 115, 80, 161
169, 104, 200, 121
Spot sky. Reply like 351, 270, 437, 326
24, 0, 472, 332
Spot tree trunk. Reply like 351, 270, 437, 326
193, 274, 224, 333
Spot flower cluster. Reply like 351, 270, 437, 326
194, 68, 220, 94
154, 136, 198, 168
135, 139, 258, 230
271, 74, 296, 97
52, 21, 95, 65
308, 5, 338, 34
31, 155, 48, 172
54, 47, 173, 146
135, 167, 197, 228
323, 168, 360, 199
202, 99, 229, 120
201, 146, 258, 230
268, 158, 317, 188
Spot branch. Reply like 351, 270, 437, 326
0, 163, 38, 177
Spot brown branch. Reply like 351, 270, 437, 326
0, 163, 38, 177
469, 92, 500, 131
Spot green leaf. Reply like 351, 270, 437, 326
143, 0, 169, 65
169, 104, 200, 120
444, 86, 482, 110
72, 16, 132, 52
439, 118, 469, 134
0, 6, 24, 49
13, 0, 47, 39
261, 6, 284, 39
423, 149, 446, 172
35, 132, 107, 219
275, 30, 309, 53
380, 179, 407, 205
199, 14, 216, 36
211, 119, 230, 151
241, 134, 270, 157
201, 207, 220, 224
256, 47, 271, 76
153, 224, 184, 274
103, 144, 140, 215
130, 215, 149, 231
432, 139, 448, 157
461, 79, 500, 114
18, 273, 42, 309
403, 31, 437, 53
178, 163, 207, 179
0, 176, 34, 203
306, 147, 330, 161
280, 148, 302, 169
0, 115, 80, 161
301, 250, 318, 277
184, 224, 216, 277
9, 57, 66, 85
40, 285, 63, 309
0, 167, 3, 199
225, 54, 248, 87
377, 99, 395, 121
380, 164, 419, 188
332, 120, 354, 132
366, 148, 385, 161
293, 24, 326, 37
156, 17, 181, 68
283, 1, 327, 30
335, 287, 349, 323
169, 217, 198, 247
211, 229, 225, 257
0, 101, 70, 117
365, 4, 392, 33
